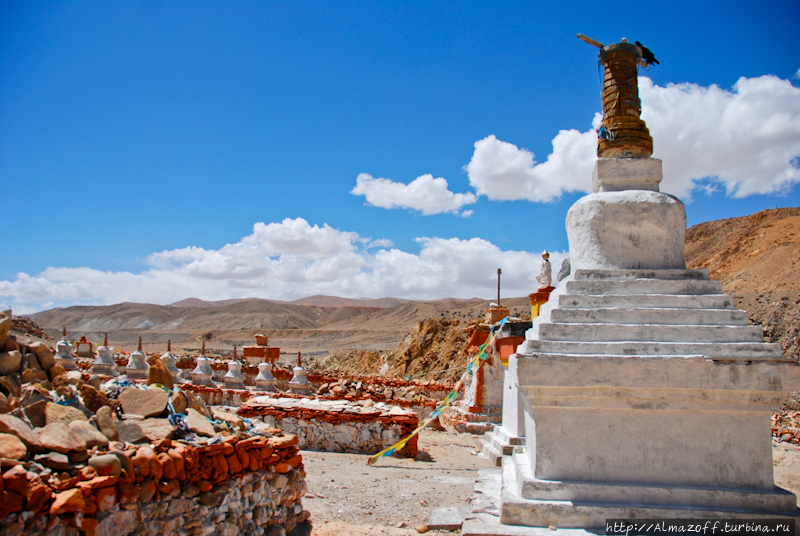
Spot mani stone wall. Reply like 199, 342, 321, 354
238, 396, 419, 457
169, 359, 454, 403
0, 434, 309, 536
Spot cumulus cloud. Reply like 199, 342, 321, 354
465, 73, 800, 201
0, 217, 563, 313
464, 133, 596, 202
641, 74, 800, 198
351, 173, 477, 215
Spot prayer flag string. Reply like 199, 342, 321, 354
367, 317, 509, 466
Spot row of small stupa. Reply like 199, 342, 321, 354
50, 329, 312, 394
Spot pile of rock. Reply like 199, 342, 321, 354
773, 407, 800, 446
316, 378, 431, 405
0, 311, 58, 402
0, 313, 310, 535
10, 315, 47, 340
0, 420, 308, 535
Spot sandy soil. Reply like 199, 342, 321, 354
298, 434, 800, 536
773, 439, 800, 506
301, 428, 494, 535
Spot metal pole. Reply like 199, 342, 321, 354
497, 268, 502, 306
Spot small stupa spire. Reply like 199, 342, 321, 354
62, 326, 67, 338
233, 344, 238, 360
201, 341, 206, 356
103, 333, 108, 347
167, 340, 171, 352
297, 351, 302, 367
137, 336, 142, 352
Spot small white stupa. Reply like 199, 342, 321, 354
288, 351, 312, 395
223, 345, 246, 389
190, 341, 215, 386
54, 327, 78, 371
254, 362, 277, 391
90, 333, 118, 376
125, 336, 149, 380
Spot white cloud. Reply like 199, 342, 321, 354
465, 133, 597, 202
351, 173, 477, 215
0, 218, 564, 312
465, 73, 800, 202
641, 75, 800, 198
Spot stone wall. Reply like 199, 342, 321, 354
165, 357, 454, 402
238, 397, 419, 457
0, 415, 309, 536
1, 468, 307, 536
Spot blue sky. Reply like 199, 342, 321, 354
2, 1, 799, 313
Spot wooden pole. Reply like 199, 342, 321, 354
577, 33, 604, 49
497, 268, 502, 306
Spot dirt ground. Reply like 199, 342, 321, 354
301, 428, 494, 535
298, 432, 800, 536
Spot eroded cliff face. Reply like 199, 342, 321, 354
316, 317, 475, 382
685, 207, 800, 360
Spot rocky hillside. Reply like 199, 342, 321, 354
314, 317, 481, 382
686, 207, 800, 360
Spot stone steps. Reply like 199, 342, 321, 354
566, 278, 723, 296
521, 340, 785, 360
550, 307, 748, 325
514, 269, 785, 361
558, 293, 735, 309
477, 427, 525, 467
572, 268, 710, 281
478, 440, 504, 467
538, 322, 763, 343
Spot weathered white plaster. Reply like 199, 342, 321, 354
223, 361, 246, 389
566, 191, 686, 271
91, 344, 118, 376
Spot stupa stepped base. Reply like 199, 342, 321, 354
462, 466, 799, 536
506, 451, 796, 515
502, 266, 800, 531
517, 268, 787, 362
497, 456, 799, 531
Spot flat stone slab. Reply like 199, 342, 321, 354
428, 507, 469, 531
115, 421, 149, 444
0, 414, 43, 451
471, 469, 501, 516
38, 423, 87, 453
138, 418, 176, 442
462, 513, 594, 536
45, 402, 89, 425
185, 408, 215, 437
69, 420, 109, 448
119, 386, 169, 418
0, 433, 27, 460
35, 451, 70, 470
